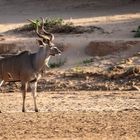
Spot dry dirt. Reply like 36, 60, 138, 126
0, 0, 140, 140
0, 91, 140, 140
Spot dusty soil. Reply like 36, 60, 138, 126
0, 91, 140, 140
0, 0, 140, 140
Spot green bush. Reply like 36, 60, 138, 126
49, 59, 66, 68
44, 18, 64, 29
14, 18, 75, 33
82, 58, 93, 64
132, 26, 140, 37
12, 17, 104, 34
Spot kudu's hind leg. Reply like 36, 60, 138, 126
30, 81, 38, 112
21, 82, 28, 112
0, 80, 4, 113
0, 80, 4, 92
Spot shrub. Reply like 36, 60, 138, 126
49, 59, 66, 68
82, 58, 93, 64
14, 18, 75, 34
132, 26, 140, 37
12, 17, 105, 34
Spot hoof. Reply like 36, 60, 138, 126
35, 109, 39, 112
22, 109, 25, 112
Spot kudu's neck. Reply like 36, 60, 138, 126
32, 46, 49, 71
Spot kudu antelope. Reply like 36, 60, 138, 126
0, 19, 61, 112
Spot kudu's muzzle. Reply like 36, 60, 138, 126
50, 45, 62, 56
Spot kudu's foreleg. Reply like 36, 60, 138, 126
30, 81, 38, 112
0, 80, 4, 87
21, 82, 28, 112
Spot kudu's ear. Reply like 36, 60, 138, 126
37, 39, 47, 47
37, 39, 43, 45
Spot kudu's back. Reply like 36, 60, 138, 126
0, 51, 36, 82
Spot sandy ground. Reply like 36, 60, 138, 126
0, 91, 140, 140
0, 0, 140, 139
